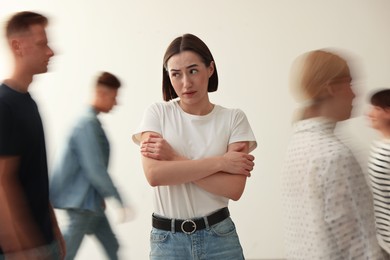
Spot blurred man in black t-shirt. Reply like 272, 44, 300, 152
0, 11, 65, 260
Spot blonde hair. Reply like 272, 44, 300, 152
289, 49, 350, 104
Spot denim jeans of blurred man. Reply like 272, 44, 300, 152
63, 209, 119, 260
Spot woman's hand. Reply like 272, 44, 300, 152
140, 133, 181, 161
221, 150, 255, 177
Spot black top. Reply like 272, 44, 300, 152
0, 83, 54, 253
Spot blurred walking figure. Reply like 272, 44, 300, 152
50, 72, 130, 260
367, 89, 390, 256
0, 11, 65, 260
281, 49, 385, 259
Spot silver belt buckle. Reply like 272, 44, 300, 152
181, 219, 197, 234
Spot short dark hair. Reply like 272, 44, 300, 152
370, 89, 390, 109
97, 71, 121, 89
162, 33, 218, 101
5, 11, 48, 38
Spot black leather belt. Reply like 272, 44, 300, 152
152, 207, 230, 234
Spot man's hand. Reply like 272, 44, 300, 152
116, 205, 136, 224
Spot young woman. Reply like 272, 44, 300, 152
282, 50, 385, 259
132, 33, 257, 259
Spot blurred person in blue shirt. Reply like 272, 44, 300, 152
50, 71, 130, 260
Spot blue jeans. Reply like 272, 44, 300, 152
63, 209, 119, 260
150, 217, 244, 260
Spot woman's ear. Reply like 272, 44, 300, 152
208, 61, 215, 78
325, 82, 336, 97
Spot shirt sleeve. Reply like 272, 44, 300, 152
74, 117, 123, 205
229, 109, 257, 152
132, 103, 163, 145
320, 150, 369, 258
0, 101, 19, 155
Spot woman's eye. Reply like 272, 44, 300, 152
190, 69, 198, 74
171, 73, 179, 78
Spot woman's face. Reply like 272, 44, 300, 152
367, 105, 390, 131
329, 76, 356, 121
166, 51, 214, 112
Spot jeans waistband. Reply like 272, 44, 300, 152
152, 207, 230, 234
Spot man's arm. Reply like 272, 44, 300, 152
0, 156, 45, 254
48, 204, 65, 260
75, 120, 123, 204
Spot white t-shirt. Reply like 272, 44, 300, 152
282, 117, 384, 260
133, 100, 257, 219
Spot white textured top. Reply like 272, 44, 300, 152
282, 117, 384, 260
133, 100, 257, 219
368, 139, 390, 254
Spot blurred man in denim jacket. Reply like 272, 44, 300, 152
50, 71, 129, 260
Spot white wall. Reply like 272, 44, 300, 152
1, 1, 390, 259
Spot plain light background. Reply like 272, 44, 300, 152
1, 1, 389, 259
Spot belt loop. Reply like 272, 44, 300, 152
203, 216, 210, 229
171, 218, 176, 233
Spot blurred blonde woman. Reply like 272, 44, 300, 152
282, 50, 385, 259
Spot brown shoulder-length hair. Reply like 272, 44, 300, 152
5, 11, 48, 38
162, 33, 218, 101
